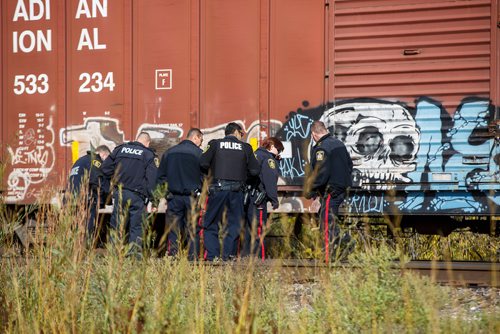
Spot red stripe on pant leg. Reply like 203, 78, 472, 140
259, 209, 264, 261
325, 194, 331, 263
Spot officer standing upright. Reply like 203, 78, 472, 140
242, 137, 284, 259
156, 128, 204, 258
306, 121, 353, 262
68, 145, 111, 240
200, 122, 260, 260
102, 132, 158, 255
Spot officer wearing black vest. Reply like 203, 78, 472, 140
200, 122, 260, 260
156, 128, 204, 258
306, 121, 353, 262
68, 145, 111, 242
102, 132, 158, 255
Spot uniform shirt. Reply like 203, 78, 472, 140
102, 141, 158, 199
311, 134, 353, 195
200, 135, 260, 182
156, 139, 202, 195
68, 152, 92, 194
250, 147, 280, 207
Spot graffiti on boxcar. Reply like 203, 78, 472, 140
348, 194, 385, 214
275, 96, 499, 214
6, 115, 56, 201
59, 117, 283, 158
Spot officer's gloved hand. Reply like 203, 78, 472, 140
272, 201, 279, 210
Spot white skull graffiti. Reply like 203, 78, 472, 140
320, 102, 420, 188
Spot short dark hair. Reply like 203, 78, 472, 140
261, 137, 284, 153
225, 122, 243, 136
187, 128, 203, 139
136, 131, 151, 142
311, 121, 328, 135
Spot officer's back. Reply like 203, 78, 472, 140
103, 135, 157, 199
157, 129, 203, 195
200, 129, 259, 183
199, 122, 260, 260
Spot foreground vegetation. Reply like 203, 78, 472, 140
0, 200, 499, 333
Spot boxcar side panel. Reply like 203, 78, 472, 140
63, 0, 133, 160
132, 0, 195, 157
200, 0, 261, 139
3, 0, 66, 204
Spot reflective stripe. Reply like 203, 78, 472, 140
325, 194, 331, 263
198, 196, 209, 259
259, 209, 265, 261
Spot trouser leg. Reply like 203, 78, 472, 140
202, 191, 227, 260
222, 191, 244, 260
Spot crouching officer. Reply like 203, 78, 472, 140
68, 145, 111, 241
200, 122, 260, 261
102, 132, 158, 256
156, 128, 204, 258
306, 121, 353, 262
242, 137, 284, 260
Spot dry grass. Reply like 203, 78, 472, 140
1, 193, 499, 333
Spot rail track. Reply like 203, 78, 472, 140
212, 259, 500, 287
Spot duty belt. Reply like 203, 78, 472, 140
209, 180, 243, 193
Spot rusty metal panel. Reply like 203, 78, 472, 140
62, 0, 132, 159
200, 0, 261, 135
2, 0, 65, 204
269, 0, 325, 130
132, 0, 195, 156
333, 0, 493, 112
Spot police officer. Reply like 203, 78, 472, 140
242, 137, 284, 259
156, 128, 203, 258
200, 122, 260, 260
306, 121, 353, 262
68, 145, 111, 240
102, 132, 158, 255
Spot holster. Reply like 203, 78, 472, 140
253, 190, 267, 206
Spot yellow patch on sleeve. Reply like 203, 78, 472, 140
92, 160, 101, 168
268, 159, 276, 169
203, 144, 210, 153
316, 150, 325, 161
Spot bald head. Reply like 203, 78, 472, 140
136, 132, 151, 147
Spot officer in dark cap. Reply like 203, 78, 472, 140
68, 145, 111, 241
242, 137, 284, 260
156, 128, 204, 258
102, 132, 158, 255
306, 121, 353, 262
200, 122, 260, 261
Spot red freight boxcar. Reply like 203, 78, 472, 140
2, 1, 499, 231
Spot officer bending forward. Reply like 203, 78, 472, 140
156, 128, 204, 258
306, 121, 353, 262
200, 122, 260, 260
103, 132, 158, 255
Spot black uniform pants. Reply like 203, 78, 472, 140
202, 190, 244, 260
165, 194, 199, 258
110, 189, 145, 248
319, 192, 345, 262
87, 189, 98, 239
242, 198, 268, 259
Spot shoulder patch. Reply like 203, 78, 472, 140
268, 159, 276, 169
92, 160, 101, 168
154, 157, 160, 168
316, 150, 325, 161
